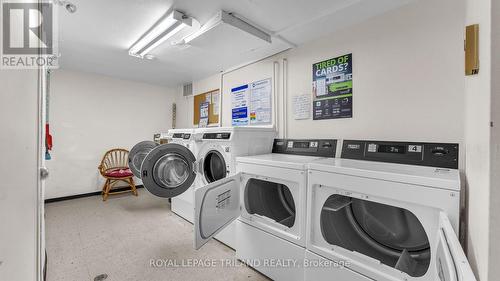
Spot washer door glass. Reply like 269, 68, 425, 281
203, 150, 227, 183
128, 141, 159, 178
320, 194, 430, 277
141, 143, 196, 198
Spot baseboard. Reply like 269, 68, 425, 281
45, 185, 144, 204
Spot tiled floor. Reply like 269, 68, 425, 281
45, 189, 269, 281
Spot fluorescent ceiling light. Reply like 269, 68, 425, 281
129, 10, 192, 58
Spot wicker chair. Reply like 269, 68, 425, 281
98, 148, 138, 201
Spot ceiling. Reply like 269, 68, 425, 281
57, 0, 413, 87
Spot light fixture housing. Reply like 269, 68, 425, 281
129, 10, 192, 58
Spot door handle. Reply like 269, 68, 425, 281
40, 167, 49, 180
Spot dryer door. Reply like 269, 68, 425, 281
194, 173, 241, 250
436, 212, 476, 281
141, 143, 197, 198
128, 141, 159, 178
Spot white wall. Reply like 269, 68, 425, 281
175, 73, 221, 129
489, 0, 499, 280
464, 0, 492, 280
0, 70, 39, 281
178, 0, 465, 147
45, 70, 176, 199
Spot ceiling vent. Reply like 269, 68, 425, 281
183, 83, 193, 96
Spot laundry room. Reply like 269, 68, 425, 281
0, 0, 498, 281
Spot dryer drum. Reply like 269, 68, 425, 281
320, 194, 430, 277
244, 178, 296, 228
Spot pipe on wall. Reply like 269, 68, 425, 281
282, 58, 288, 138
273, 61, 280, 137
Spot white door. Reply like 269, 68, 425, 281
194, 173, 241, 249
436, 212, 476, 281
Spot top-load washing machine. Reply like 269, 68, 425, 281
197, 138, 336, 281
305, 140, 475, 281
166, 128, 200, 223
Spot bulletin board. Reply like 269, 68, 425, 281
193, 89, 220, 126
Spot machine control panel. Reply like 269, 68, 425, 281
172, 133, 192, 139
203, 133, 231, 140
341, 140, 459, 169
272, 139, 337, 157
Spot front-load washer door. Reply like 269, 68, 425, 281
436, 212, 476, 281
202, 149, 227, 184
194, 173, 241, 250
128, 141, 159, 178
141, 143, 197, 198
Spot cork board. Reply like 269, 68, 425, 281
193, 89, 220, 126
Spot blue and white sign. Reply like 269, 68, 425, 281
231, 79, 272, 126
231, 84, 249, 126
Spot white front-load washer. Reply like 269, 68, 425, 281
167, 128, 199, 223
305, 140, 476, 281
133, 127, 276, 248
193, 126, 276, 249
233, 139, 337, 281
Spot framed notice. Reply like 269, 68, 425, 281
312, 53, 353, 120
231, 78, 272, 127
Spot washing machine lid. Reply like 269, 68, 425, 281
140, 143, 197, 198
236, 154, 325, 170
128, 141, 159, 179
308, 158, 460, 191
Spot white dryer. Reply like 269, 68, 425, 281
305, 140, 476, 281
193, 126, 276, 248
167, 128, 200, 223
236, 139, 337, 281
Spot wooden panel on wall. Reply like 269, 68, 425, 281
193, 89, 220, 126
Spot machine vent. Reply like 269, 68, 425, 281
183, 83, 193, 96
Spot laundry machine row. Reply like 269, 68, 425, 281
130, 134, 476, 281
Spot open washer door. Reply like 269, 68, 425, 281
194, 173, 241, 250
128, 141, 159, 178
436, 212, 476, 281
141, 143, 197, 198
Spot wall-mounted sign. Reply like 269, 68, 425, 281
231, 78, 272, 126
199, 102, 209, 128
231, 84, 249, 126
312, 53, 353, 120
292, 94, 311, 120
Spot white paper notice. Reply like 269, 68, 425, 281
293, 94, 311, 120
249, 78, 272, 125
211, 91, 220, 115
